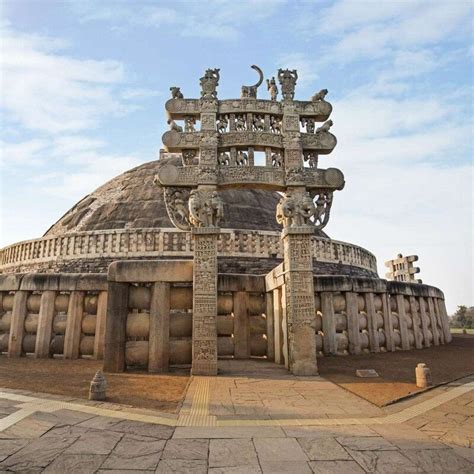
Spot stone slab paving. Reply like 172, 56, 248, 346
0, 373, 472, 472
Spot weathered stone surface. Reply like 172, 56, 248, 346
336, 436, 397, 451
156, 459, 208, 473
64, 428, 122, 455
346, 449, 423, 473
0, 435, 77, 471
253, 437, 308, 461
209, 439, 259, 467
0, 439, 28, 462
101, 434, 165, 470
309, 460, 365, 473
108, 419, 173, 439
402, 448, 474, 472
260, 461, 311, 473
43, 454, 107, 473
297, 437, 352, 460
162, 439, 209, 460
209, 465, 262, 474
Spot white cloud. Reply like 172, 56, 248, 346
0, 24, 128, 133
301, 0, 472, 65
69, 0, 285, 40
0, 139, 49, 166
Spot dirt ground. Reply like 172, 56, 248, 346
0, 336, 472, 411
318, 334, 474, 406
0, 358, 189, 412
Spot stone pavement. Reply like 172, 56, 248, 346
0, 363, 473, 473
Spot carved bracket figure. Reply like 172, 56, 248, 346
162, 187, 192, 231
310, 191, 333, 230
276, 191, 316, 228
241, 65, 264, 99
189, 189, 224, 228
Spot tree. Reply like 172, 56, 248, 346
450, 305, 474, 329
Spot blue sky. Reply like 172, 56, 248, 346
0, 0, 472, 312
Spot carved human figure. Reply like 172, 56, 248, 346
253, 115, 265, 132
167, 119, 183, 132
266, 76, 278, 101
184, 116, 196, 132
277, 68, 298, 100
200, 68, 220, 99
311, 89, 328, 101
216, 115, 229, 133
170, 87, 184, 99
316, 119, 333, 133
236, 150, 248, 166
218, 152, 230, 166
270, 115, 281, 134
235, 115, 246, 131
271, 152, 283, 167
182, 150, 197, 166
302, 117, 315, 133
303, 151, 318, 168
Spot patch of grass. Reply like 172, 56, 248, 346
450, 328, 474, 334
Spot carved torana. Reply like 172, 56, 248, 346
155, 64, 346, 376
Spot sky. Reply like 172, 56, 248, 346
0, 0, 472, 313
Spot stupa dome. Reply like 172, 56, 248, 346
44, 157, 282, 236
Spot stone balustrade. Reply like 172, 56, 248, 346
266, 272, 451, 366
1, 266, 450, 373
0, 228, 377, 274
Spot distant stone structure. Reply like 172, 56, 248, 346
0, 65, 452, 377
385, 254, 422, 283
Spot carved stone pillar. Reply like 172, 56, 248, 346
282, 227, 318, 375
192, 227, 219, 375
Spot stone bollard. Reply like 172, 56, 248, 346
89, 370, 107, 401
415, 363, 433, 388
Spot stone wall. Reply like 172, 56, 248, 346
0, 228, 378, 276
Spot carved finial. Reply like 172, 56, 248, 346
277, 68, 298, 100
89, 370, 107, 401
170, 87, 184, 99
200, 68, 220, 100
241, 65, 264, 99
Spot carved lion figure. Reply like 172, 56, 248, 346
170, 87, 184, 99
316, 119, 333, 133
311, 89, 328, 101
167, 119, 183, 132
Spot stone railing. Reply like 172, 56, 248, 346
0, 228, 377, 274
265, 271, 451, 365
0, 267, 450, 372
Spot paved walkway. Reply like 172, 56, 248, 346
0, 362, 472, 473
